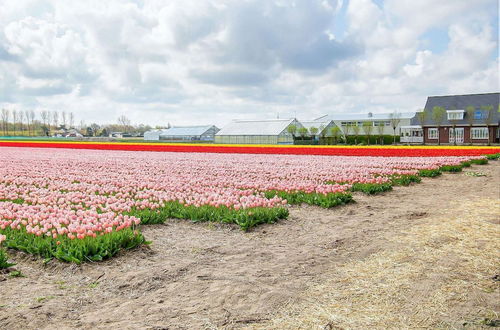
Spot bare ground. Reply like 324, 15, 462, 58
0, 162, 499, 330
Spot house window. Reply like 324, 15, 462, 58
341, 121, 359, 126
471, 127, 489, 140
447, 110, 464, 120
428, 128, 438, 139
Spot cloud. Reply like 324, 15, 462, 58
0, 0, 497, 127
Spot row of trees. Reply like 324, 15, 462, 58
0, 109, 159, 138
287, 112, 402, 145
415, 105, 495, 146
0, 109, 76, 136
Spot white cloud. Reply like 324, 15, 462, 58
0, 0, 497, 127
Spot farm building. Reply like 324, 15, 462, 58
144, 126, 219, 142
408, 92, 500, 145
298, 120, 336, 138
316, 112, 416, 137
215, 119, 301, 144
144, 129, 163, 141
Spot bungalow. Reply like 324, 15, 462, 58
144, 125, 219, 141
410, 93, 499, 145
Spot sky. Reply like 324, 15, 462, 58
0, 0, 498, 128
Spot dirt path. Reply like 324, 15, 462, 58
1, 162, 499, 329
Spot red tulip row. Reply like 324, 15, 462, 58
0, 141, 499, 157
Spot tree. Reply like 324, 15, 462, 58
343, 124, 352, 143
362, 121, 373, 145
28, 110, 36, 136
19, 110, 24, 135
12, 110, 18, 136
52, 111, 59, 130
465, 106, 476, 146
416, 111, 427, 145
41, 110, 49, 132
287, 124, 297, 141
431, 106, 445, 145
69, 112, 74, 129
1, 109, 9, 136
61, 111, 67, 129
376, 121, 385, 144
86, 126, 94, 137
352, 123, 361, 144
309, 126, 319, 142
23, 110, 30, 136
117, 115, 131, 133
389, 111, 401, 144
41, 125, 50, 136
90, 123, 100, 137
329, 126, 341, 144
298, 127, 308, 139
481, 105, 493, 146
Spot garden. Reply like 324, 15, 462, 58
0, 145, 498, 267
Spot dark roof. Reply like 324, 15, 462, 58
411, 92, 499, 126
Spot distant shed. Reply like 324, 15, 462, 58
144, 129, 164, 141
144, 125, 219, 142
215, 119, 301, 144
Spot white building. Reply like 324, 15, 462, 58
315, 112, 416, 136
215, 119, 302, 144
144, 126, 219, 141
144, 129, 163, 141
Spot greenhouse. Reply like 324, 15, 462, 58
215, 119, 301, 144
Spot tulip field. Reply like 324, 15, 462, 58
0, 145, 498, 265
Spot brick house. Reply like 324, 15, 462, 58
410, 93, 499, 144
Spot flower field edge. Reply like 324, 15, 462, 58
0, 227, 145, 264
0, 148, 495, 264
1, 140, 499, 157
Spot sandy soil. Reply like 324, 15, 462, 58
0, 162, 499, 330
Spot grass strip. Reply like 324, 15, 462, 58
264, 191, 353, 208
485, 153, 500, 160
351, 183, 393, 195
0, 227, 145, 264
125, 201, 289, 231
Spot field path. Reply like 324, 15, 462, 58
1, 162, 499, 329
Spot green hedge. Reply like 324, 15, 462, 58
311, 135, 400, 145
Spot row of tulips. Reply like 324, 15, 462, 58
0, 147, 492, 264
0, 141, 499, 157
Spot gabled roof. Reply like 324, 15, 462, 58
316, 112, 416, 121
216, 119, 296, 136
159, 125, 217, 136
423, 92, 499, 111
416, 92, 500, 126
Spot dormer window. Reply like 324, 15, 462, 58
473, 110, 489, 119
447, 110, 464, 120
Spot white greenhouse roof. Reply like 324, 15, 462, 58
216, 119, 295, 136
316, 112, 416, 121
159, 126, 215, 137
